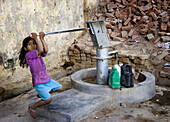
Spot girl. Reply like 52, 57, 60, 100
19, 32, 63, 119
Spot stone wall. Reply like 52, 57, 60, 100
0, 0, 97, 102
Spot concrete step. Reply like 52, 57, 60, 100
35, 89, 112, 122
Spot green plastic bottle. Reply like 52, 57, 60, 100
109, 66, 120, 89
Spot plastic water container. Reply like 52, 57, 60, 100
109, 66, 120, 89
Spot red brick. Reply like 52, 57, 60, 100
110, 32, 121, 38
74, 43, 85, 51
116, 0, 121, 3
148, 22, 154, 28
105, 23, 112, 29
110, 21, 116, 25
150, 12, 158, 21
69, 45, 75, 51
147, 34, 155, 41
160, 23, 167, 32
105, 13, 114, 18
165, 55, 170, 62
139, 5, 151, 11
98, 16, 105, 20
122, 25, 133, 31
132, 35, 138, 40
131, 7, 137, 13
129, 0, 136, 4
152, 7, 161, 14
122, 0, 128, 5
135, 16, 141, 21
160, 71, 170, 78
161, 36, 170, 42
159, 12, 168, 17
156, 50, 169, 60
83, 47, 91, 54
167, 73, 170, 79
121, 31, 128, 38
139, 24, 148, 29
120, 12, 128, 21
154, 37, 160, 44
156, 0, 162, 4
100, 6, 107, 13
139, 16, 149, 23
167, 22, 170, 28
118, 23, 122, 30
115, 10, 121, 18
74, 49, 80, 55
153, 21, 159, 27
107, 3, 117, 10
107, 29, 112, 35
164, 67, 170, 72
98, 1, 107, 6
105, 18, 115, 22
129, 3, 138, 9
111, 26, 117, 30
132, 18, 137, 24
128, 29, 135, 37
140, 28, 148, 35
162, 0, 168, 10
128, 6, 132, 15
157, 3, 161, 10
96, 13, 103, 17
108, 9, 114, 13
160, 71, 167, 78
148, 17, 152, 22
124, 17, 131, 26
158, 32, 166, 36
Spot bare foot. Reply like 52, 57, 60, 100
29, 107, 38, 120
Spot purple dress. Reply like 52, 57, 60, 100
25, 50, 50, 86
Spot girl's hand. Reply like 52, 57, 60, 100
31, 33, 38, 40
39, 32, 45, 40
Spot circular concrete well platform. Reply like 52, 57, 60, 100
71, 68, 155, 103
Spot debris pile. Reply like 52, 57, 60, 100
94, 0, 169, 45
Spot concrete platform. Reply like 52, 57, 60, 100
35, 89, 112, 122
71, 68, 155, 103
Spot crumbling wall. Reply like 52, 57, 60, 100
0, 0, 97, 102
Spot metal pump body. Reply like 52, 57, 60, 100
87, 20, 111, 85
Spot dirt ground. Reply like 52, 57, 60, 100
0, 75, 170, 122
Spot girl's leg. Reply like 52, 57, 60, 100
37, 87, 63, 98
50, 87, 63, 94
29, 97, 52, 119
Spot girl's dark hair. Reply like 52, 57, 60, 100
19, 36, 36, 68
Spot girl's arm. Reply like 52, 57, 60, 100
39, 32, 48, 53
31, 33, 44, 54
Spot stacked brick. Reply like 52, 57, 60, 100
69, 42, 97, 69
159, 54, 170, 79
94, 0, 170, 43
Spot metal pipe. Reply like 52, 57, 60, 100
31, 27, 89, 36
96, 47, 109, 85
